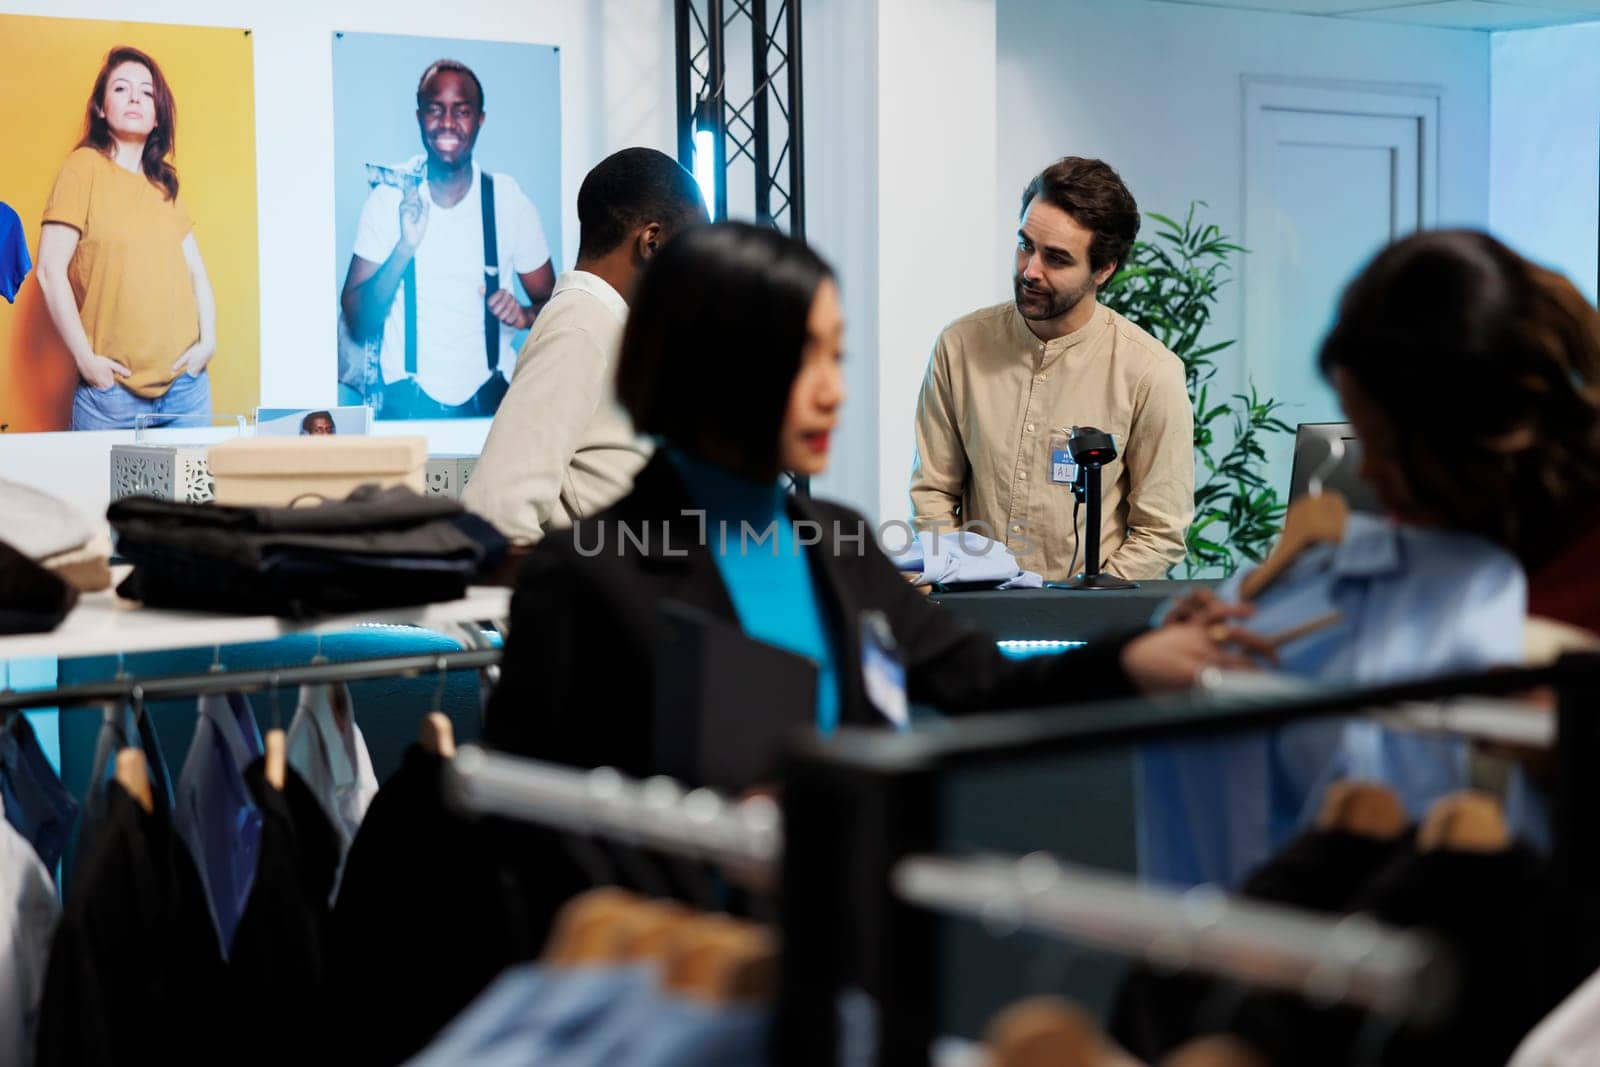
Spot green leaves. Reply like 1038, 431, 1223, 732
1101, 202, 1289, 577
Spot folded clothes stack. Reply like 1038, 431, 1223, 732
109, 484, 508, 618
0, 478, 114, 595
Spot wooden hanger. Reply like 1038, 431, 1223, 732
543, 887, 646, 965
1238, 491, 1350, 602
1316, 780, 1408, 840
986, 996, 1142, 1067
1162, 1034, 1271, 1067
1418, 790, 1511, 853
419, 712, 456, 759
114, 748, 154, 814
660, 914, 779, 1005
263, 729, 287, 791
617, 899, 697, 962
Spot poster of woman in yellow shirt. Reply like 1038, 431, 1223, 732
0, 17, 258, 433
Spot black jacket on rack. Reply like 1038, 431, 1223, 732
36, 783, 227, 1066
484, 452, 1138, 772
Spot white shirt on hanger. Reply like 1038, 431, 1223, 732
286, 682, 378, 856
0, 807, 59, 1067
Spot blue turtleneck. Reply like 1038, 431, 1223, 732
668, 450, 841, 734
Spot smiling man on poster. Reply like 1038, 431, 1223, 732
340, 59, 555, 419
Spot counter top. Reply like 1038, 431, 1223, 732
931, 579, 1218, 641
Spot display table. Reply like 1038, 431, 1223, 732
0, 570, 510, 663
932, 578, 1218, 641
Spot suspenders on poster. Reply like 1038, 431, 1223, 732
400, 172, 500, 377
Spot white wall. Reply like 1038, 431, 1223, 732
803, 0, 881, 519
802, 0, 1000, 525
996, 0, 1491, 421
1490, 23, 1600, 303
0, 0, 675, 518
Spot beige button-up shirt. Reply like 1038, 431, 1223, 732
910, 300, 1194, 581
463, 271, 651, 543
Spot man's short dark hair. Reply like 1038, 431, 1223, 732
1021, 157, 1140, 275
616, 222, 833, 476
417, 59, 485, 112
577, 148, 707, 261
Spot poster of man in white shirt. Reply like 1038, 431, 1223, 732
333, 35, 559, 420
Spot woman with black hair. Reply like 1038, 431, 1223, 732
1318, 230, 1600, 634
484, 222, 1259, 773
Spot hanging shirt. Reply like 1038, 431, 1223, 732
286, 683, 377, 862
36, 783, 228, 1065
227, 760, 341, 1065
1137, 514, 1527, 888
0, 203, 30, 304
407, 964, 657, 1066
328, 745, 544, 1064
71, 700, 175, 886
669, 450, 842, 734
0, 714, 79, 876
1511, 964, 1600, 1067
174, 692, 263, 955
0, 814, 58, 1067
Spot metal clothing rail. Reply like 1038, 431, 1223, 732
0, 647, 503, 713
443, 744, 781, 873
776, 651, 1600, 1066
893, 853, 1454, 1025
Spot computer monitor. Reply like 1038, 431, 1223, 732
1287, 422, 1384, 514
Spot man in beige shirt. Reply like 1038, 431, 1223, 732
911, 157, 1194, 581
464, 148, 707, 542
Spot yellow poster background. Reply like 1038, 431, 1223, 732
0, 15, 259, 432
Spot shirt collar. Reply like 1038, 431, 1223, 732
1008, 299, 1112, 361
1327, 511, 1404, 578
552, 270, 628, 324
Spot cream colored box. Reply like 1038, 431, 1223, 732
207, 436, 428, 506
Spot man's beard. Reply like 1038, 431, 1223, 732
1013, 274, 1095, 322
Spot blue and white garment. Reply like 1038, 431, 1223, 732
1137, 513, 1531, 888
174, 693, 263, 955
888, 531, 1044, 589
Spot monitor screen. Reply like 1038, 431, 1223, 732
1287, 422, 1384, 514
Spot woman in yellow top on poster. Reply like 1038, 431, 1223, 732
35, 46, 217, 431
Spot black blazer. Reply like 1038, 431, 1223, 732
484, 453, 1137, 773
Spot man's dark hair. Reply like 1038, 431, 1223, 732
616, 222, 833, 476
576, 148, 707, 261
300, 410, 335, 433
1021, 157, 1141, 275
416, 59, 485, 112
1319, 230, 1600, 563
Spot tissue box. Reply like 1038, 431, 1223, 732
425, 454, 479, 499
110, 445, 216, 503
208, 436, 427, 506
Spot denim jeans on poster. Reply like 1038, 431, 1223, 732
70, 370, 213, 431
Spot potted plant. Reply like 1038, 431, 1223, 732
1099, 203, 1292, 577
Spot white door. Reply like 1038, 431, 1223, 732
1243, 79, 1438, 496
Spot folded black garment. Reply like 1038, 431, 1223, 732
109, 484, 507, 618
0, 538, 78, 634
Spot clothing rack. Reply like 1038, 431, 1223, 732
0, 647, 504, 713
775, 652, 1600, 1066
892, 852, 1453, 1024
443, 744, 781, 874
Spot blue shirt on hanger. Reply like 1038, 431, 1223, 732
0, 713, 80, 876
174, 692, 264, 955
1137, 513, 1529, 888
0, 203, 30, 303
669, 450, 842, 735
